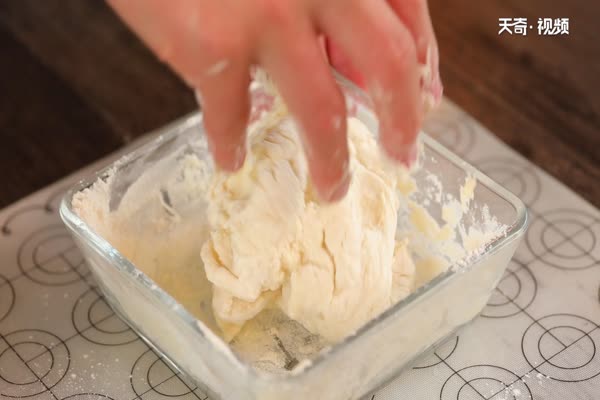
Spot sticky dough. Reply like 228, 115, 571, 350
201, 111, 416, 343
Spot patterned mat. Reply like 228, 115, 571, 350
1, 100, 598, 400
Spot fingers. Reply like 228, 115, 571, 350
106, 0, 193, 64
108, 0, 434, 194
260, 24, 350, 202
324, 0, 443, 104
197, 67, 251, 172
107, 0, 252, 171
388, 0, 443, 103
318, 0, 421, 167
324, 37, 366, 88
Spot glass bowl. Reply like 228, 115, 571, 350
60, 76, 528, 400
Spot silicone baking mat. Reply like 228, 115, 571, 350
1, 100, 598, 400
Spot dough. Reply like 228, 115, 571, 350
201, 108, 416, 343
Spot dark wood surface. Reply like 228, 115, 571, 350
0, 0, 598, 209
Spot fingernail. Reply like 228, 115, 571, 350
218, 142, 246, 172
207, 136, 246, 173
332, 115, 343, 131
320, 168, 351, 203
400, 143, 419, 168
194, 90, 203, 108
231, 143, 246, 171
431, 74, 444, 104
391, 142, 418, 169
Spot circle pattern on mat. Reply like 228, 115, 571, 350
423, 113, 476, 157
61, 394, 116, 400
521, 314, 600, 382
475, 158, 541, 207
440, 365, 532, 400
0, 273, 16, 323
71, 289, 138, 346
0, 329, 70, 398
130, 348, 197, 398
45, 186, 70, 213
526, 209, 599, 270
413, 336, 459, 369
18, 225, 90, 286
482, 260, 537, 318
1, 205, 54, 236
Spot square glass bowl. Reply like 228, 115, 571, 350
60, 77, 528, 400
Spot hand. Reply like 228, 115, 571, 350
107, 0, 442, 201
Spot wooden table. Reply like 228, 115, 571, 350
0, 0, 598, 209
